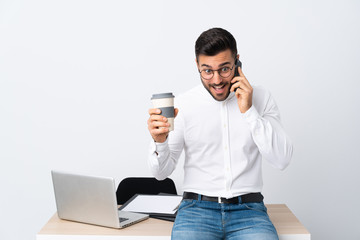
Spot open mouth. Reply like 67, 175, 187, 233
212, 84, 226, 94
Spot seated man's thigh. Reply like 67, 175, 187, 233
172, 200, 223, 240
226, 202, 279, 240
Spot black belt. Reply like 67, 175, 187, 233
183, 192, 263, 204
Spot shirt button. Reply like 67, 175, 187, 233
224, 146, 228, 150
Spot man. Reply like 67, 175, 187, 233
147, 28, 293, 240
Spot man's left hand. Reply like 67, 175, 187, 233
230, 67, 253, 113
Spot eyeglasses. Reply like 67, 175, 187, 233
198, 63, 235, 80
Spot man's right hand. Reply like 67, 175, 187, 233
147, 108, 179, 143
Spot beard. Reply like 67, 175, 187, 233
200, 78, 231, 101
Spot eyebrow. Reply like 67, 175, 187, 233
219, 61, 232, 67
201, 61, 232, 68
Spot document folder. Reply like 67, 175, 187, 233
119, 194, 183, 221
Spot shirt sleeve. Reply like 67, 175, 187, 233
147, 109, 185, 180
243, 91, 293, 170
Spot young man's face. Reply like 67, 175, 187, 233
197, 49, 237, 101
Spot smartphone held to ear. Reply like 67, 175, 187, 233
232, 59, 242, 92
234, 59, 242, 77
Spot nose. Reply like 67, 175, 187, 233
212, 71, 222, 84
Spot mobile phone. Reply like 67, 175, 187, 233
234, 59, 242, 77
232, 59, 242, 92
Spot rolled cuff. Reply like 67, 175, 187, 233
154, 138, 169, 153
243, 105, 261, 123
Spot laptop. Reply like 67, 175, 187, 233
51, 170, 149, 229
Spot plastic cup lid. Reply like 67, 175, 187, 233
151, 92, 175, 100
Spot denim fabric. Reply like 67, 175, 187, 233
171, 198, 279, 240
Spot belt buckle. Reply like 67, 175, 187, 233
218, 196, 222, 203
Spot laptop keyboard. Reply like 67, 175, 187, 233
119, 217, 129, 223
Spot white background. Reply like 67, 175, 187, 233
1, 0, 359, 239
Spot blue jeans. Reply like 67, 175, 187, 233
171, 197, 279, 240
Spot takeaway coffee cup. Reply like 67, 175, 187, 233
151, 92, 175, 131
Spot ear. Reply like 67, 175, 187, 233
236, 54, 240, 60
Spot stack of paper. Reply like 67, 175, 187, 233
119, 194, 183, 221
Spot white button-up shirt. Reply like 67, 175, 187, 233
148, 84, 293, 198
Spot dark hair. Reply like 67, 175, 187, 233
195, 28, 237, 61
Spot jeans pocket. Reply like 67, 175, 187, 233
243, 202, 267, 213
178, 199, 196, 212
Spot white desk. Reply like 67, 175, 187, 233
37, 204, 310, 240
